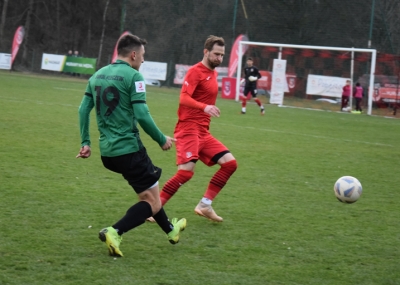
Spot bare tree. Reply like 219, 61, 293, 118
56, 0, 60, 53
21, 0, 34, 65
97, 0, 110, 68
0, 0, 9, 50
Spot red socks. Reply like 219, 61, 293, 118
241, 97, 247, 107
254, 98, 262, 107
161, 160, 238, 205
160, 170, 193, 205
204, 160, 238, 200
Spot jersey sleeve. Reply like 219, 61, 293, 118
179, 67, 207, 110
131, 73, 166, 147
255, 67, 262, 79
78, 83, 95, 147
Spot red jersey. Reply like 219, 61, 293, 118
176, 62, 218, 130
342, 85, 351, 96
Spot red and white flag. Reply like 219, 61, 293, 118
11, 26, 25, 65
111, 31, 131, 63
228, 34, 248, 77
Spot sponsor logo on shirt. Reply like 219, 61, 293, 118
206, 76, 211, 80
135, 81, 146, 92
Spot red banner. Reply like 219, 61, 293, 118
11, 26, 25, 65
228, 34, 248, 77
373, 87, 400, 102
111, 31, 131, 63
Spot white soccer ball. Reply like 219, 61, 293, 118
334, 176, 362, 203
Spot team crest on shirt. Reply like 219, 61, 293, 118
186, 152, 192, 158
135, 81, 146, 92
250, 68, 254, 72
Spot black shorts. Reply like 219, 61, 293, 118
244, 85, 258, 98
101, 147, 162, 194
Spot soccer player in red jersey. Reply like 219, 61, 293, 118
159, 35, 238, 222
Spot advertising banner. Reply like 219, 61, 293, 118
0, 53, 12, 70
11, 26, 25, 66
111, 31, 131, 63
221, 77, 244, 99
139, 61, 167, 81
63, 56, 96, 75
373, 87, 400, 103
41, 53, 97, 75
270, 59, 287, 105
306, 74, 350, 97
257, 70, 272, 90
228, 34, 249, 77
174, 64, 227, 87
174, 64, 190, 85
41, 53, 66, 71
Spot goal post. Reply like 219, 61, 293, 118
235, 41, 377, 115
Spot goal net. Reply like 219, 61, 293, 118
235, 41, 383, 115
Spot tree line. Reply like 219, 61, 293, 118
0, 0, 399, 72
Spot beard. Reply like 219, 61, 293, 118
207, 55, 221, 69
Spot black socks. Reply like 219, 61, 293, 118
152, 208, 174, 234
112, 201, 152, 235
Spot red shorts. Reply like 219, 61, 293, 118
174, 127, 229, 166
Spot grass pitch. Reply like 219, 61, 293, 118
0, 70, 399, 285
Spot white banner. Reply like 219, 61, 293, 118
41, 53, 66, 71
173, 64, 228, 87
139, 61, 167, 81
270, 59, 287, 105
306, 74, 350, 98
0, 53, 11, 70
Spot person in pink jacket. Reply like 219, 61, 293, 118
341, 80, 351, 111
352, 82, 363, 113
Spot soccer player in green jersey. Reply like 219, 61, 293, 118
76, 34, 186, 257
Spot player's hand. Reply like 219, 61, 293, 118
204, 105, 220, 117
76, 145, 91, 158
161, 136, 177, 151
249, 76, 258, 82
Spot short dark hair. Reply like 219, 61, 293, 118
247, 57, 253, 61
204, 35, 225, 51
356, 82, 361, 86
117, 34, 147, 57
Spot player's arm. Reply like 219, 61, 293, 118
255, 67, 262, 79
133, 103, 167, 147
249, 67, 261, 81
179, 69, 206, 111
77, 87, 94, 158
179, 92, 207, 110
179, 71, 220, 117
131, 73, 167, 147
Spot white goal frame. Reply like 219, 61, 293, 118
235, 41, 377, 115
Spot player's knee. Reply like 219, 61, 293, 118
139, 188, 162, 214
222, 160, 238, 174
151, 202, 162, 215
177, 169, 194, 184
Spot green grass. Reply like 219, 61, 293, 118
1, 70, 399, 285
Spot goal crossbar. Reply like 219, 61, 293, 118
236, 41, 377, 115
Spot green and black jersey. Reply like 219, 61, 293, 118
78, 60, 166, 157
